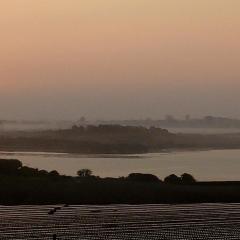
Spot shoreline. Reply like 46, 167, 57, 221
0, 147, 240, 157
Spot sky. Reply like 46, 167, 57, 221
0, 0, 240, 120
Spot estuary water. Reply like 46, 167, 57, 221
0, 149, 240, 181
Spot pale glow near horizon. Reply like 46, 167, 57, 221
0, 1, 240, 120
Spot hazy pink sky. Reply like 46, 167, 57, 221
0, 0, 240, 120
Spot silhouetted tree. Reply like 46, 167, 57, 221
38, 169, 49, 176
181, 173, 196, 183
77, 169, 92, 177
49, 170, 60, 177
0, 159, 22, 174
127, 173, 161, 182
164, 174, 181, 184
19, 166, 39, 176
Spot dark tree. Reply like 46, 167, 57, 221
0, 159, 22, 174
19, 166, 39, 176
127, 173, 161, 182
49, 170, 60, 177
181, 173, 196, 183
77, 169, 92, 177
164, 174, 181, 184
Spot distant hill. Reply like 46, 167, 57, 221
1, 125, 240, 154
95, 116, 240, 129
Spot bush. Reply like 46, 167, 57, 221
19, 166, 39, 176
181, 173, 196, 183
0, 159, 22, 174
127, 173, 161, 182
77, 169, 92, 178
164, 174, 181, 184
49, 170, 60, 177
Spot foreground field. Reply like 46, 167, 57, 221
1, 203, 240, 239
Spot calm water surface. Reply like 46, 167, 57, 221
0, 149, 240, 181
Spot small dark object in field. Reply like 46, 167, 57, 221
48, 207, 61, 215
91, 209, 102, 213
48, 209, 55, 215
